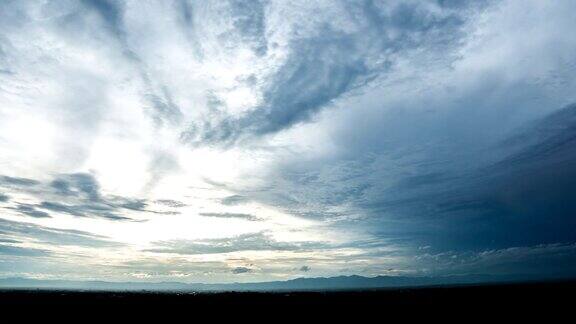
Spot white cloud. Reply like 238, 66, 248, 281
0, 0, 575, 283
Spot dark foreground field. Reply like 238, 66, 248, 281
1, 281, 574, 319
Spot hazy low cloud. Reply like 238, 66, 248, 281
231, 267, 252, 274
0, 245, 50, 257
299, 265, 311, 272
199, 212, 263, 222
147, 232, 329, 255
219, 195, 250, 206
154, 199, 186, 208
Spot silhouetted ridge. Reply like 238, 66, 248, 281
0, 273, 557, 291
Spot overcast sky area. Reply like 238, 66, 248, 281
1, 0, 576, 284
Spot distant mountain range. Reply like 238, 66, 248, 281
0, 274, 561, 291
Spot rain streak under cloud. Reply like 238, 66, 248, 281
1, 0, 576, 283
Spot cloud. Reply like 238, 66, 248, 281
0, 238, 21, 244
37, 201, 85, 217
0, 172, 171, 221
221, 0, 576, 255
9, 204, 51, 218
0, 218, 122, 248
179, 0, 483, 145
199, 212, 263, 222
147, 232, 329, 255
412, 243, 576, 277
116, 258, 229, 279
155, 199, 186, 208
253, 99, 576, 253
0, 245, 50, 257
219, 195, 249, 206
35, 201, 132, 221
81, 0, 126, 39
1, 0, 576, 282
299, 265, 311, 272
50, 173, 101, 201
0, 176, 40, 188
231, 267, 252, 274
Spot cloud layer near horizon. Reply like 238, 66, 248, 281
1, 0, 576, 283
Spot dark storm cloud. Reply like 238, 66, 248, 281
349, 103, 576, 252
292, 102, 576, 255
411, 243, 576, 277
494, 103, 576, 168
147, 232, 329, 255
435, 103, 576, 249
367, 103, 576, 252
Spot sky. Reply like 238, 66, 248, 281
1, 0, 576, 284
